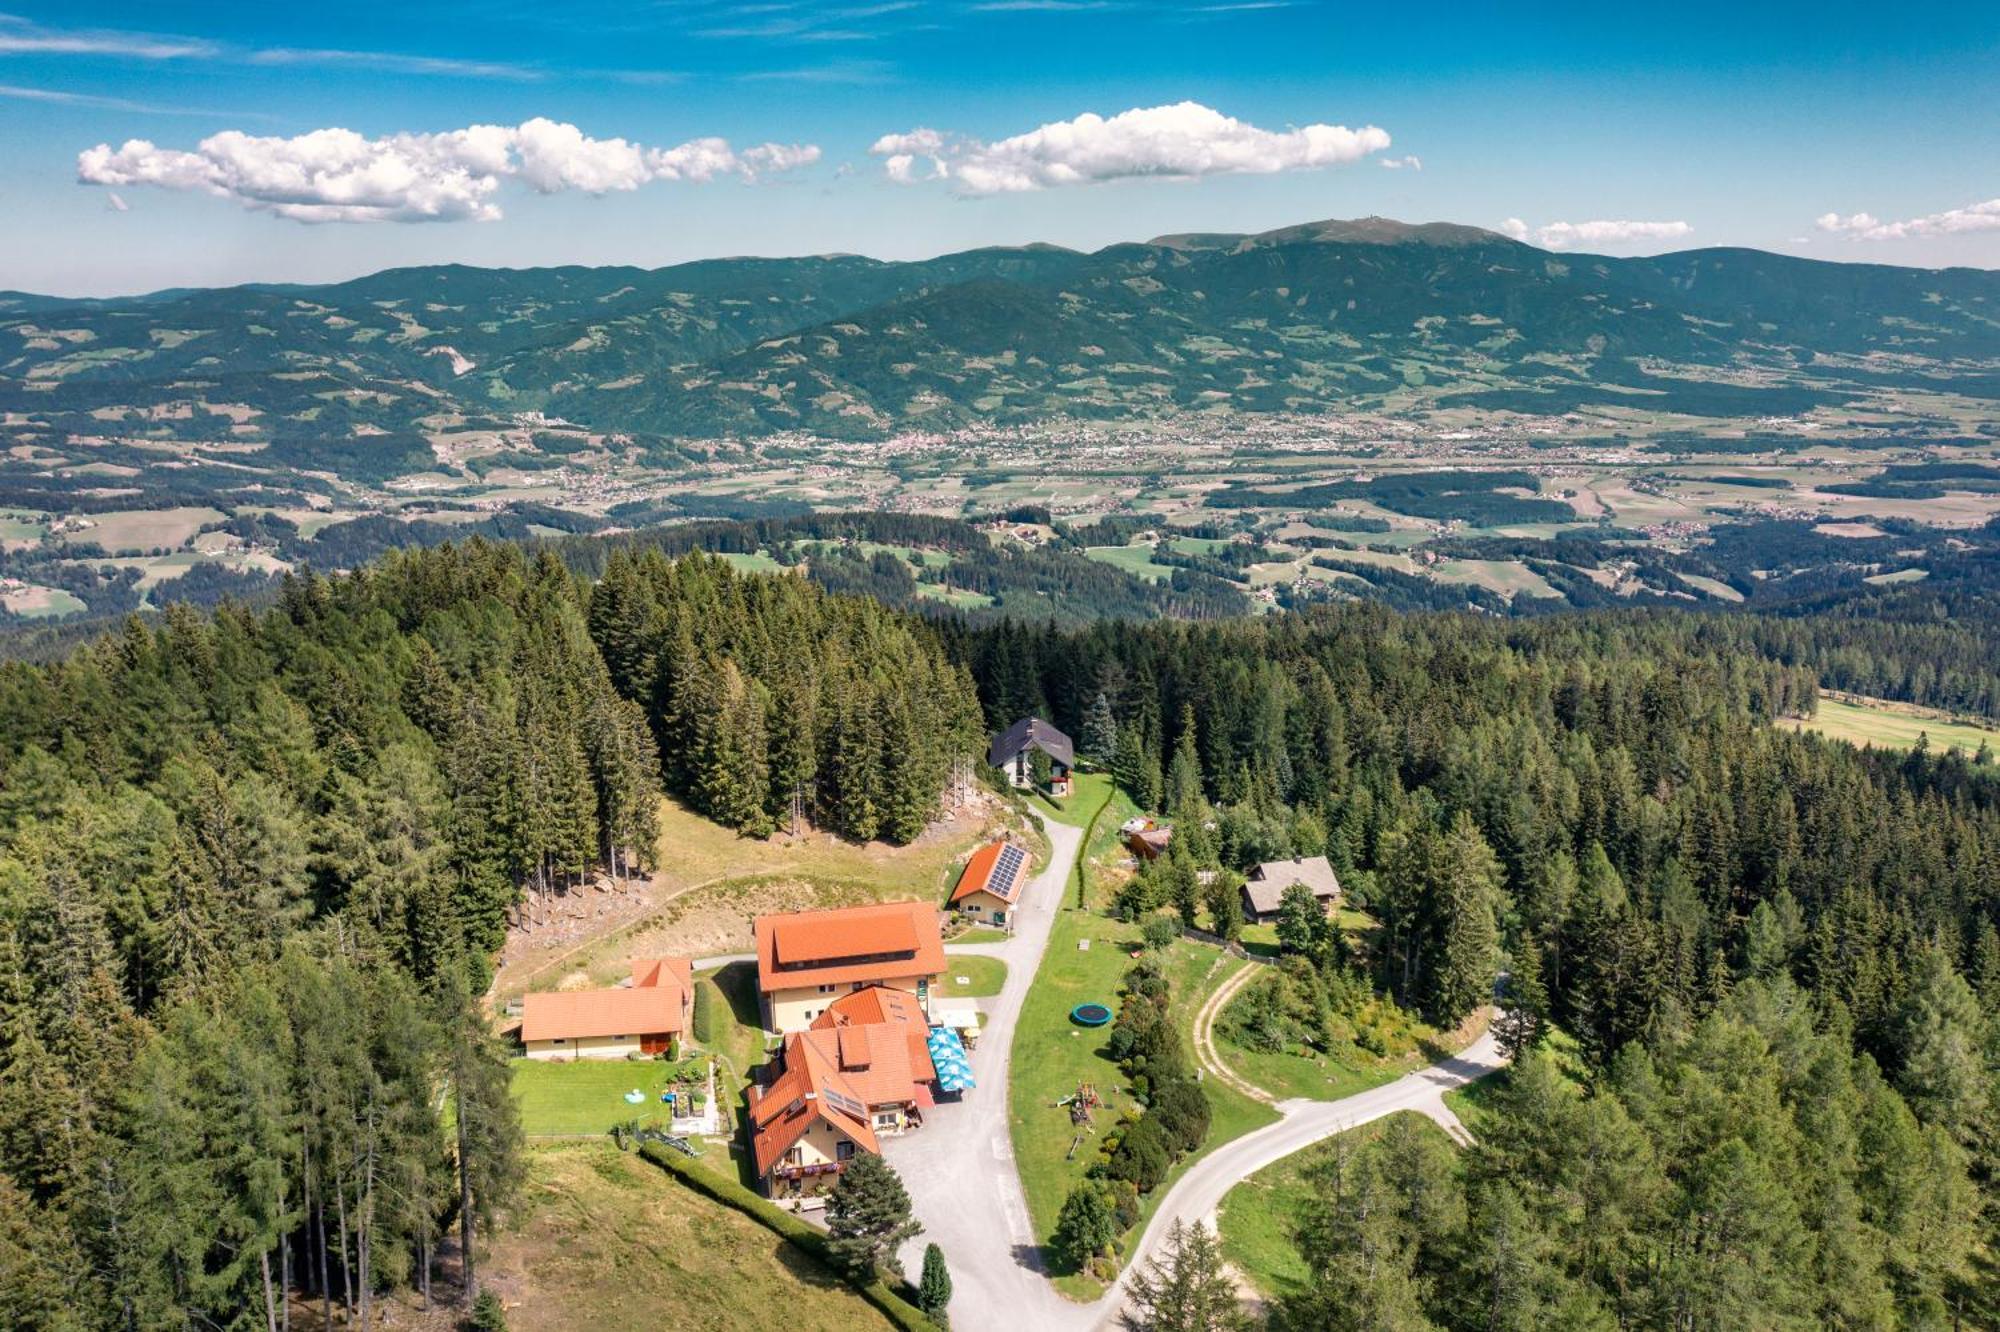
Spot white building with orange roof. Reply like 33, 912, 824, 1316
519, 956, 692, 1060
754, 900, 946, 1033
948, 839, 1030, 931
752, 984, 944, 1197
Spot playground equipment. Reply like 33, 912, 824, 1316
1056, 1081, 1102, 1125
1070, 1002, 1113, 1027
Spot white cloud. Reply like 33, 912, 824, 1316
76, 118, 820, 224
871, 101, 1390, 194
245, 47, 539, 81
870, 128, 948, 182
1816, 198, 2000, 242
0, 17, 214, 59
1380, 155, 1421, 170
1500, 217, 1692, 249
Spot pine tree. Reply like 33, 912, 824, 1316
918, 1242, 953, 1327
1122, 1218, 1248, 1332
1429, 811, 1502, 1027
444, 974, 525, 1303
824, 1153, 921, 1280
1082, 692, 1119, 764
1496, 934, 1548, 1060
1166, 707, 1203, 811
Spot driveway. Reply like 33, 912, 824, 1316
888, 808, 1508, 1332
888, 817, 1085, 1326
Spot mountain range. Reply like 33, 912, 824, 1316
4, 217, 1997, 463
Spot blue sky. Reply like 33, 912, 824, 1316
2, 1, 1995, 294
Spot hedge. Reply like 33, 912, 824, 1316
692, 980, 717, 1045
636, 1143, 939, 1332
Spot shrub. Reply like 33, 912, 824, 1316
1147, 1077, 1211, 1156
1140, 915, 1180, 950
1051, 1181, 1119, 1271
692, 981, 717, 1045
466, 1290, 507, 1332
1102, 1114, 1170, 1193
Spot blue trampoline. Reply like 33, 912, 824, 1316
927, 1025, 976, 1093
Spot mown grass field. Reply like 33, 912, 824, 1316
1781, 695, 2000, 759
940, 952, 1008, 997
1009, 908, 1278, 1299
512, 1057, 706, 1137
478, 1143, 896, 1332
1216, 1112, 1455, 1301
1009, 771, 1279, 1299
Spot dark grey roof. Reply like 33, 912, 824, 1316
1241, 857, 1342, 916
987, 716, 1075, 769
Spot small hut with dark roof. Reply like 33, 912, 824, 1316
988, 717, 1075, 796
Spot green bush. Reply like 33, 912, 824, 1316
1100, 1114, 1170, 1193
466, 1289, 507, 1332
1147, 1077, 1211, 1155
692, 982, 717, 1045
636, 1144, 939, 1331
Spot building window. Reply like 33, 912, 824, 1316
835, 1140, 856, 1162
817, 983, 837, 994
551, 1038, 566, 1045
874, 1111, 899, 1128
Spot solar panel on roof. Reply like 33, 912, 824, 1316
987, 844, 1027, 898
822, 1088, 866, 1119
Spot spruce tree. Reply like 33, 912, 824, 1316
824, 1153, 921, 1280
1082, 692, 1119, 764
917, 1242, 953, 1326
1123, 1218, 1248, 1332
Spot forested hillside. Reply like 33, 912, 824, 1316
4, 530, 1998, 1325
959, 605, 2000, 1324
7, 218, 1997, 453
0, 541, 979, 1325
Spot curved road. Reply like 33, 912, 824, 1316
887, 820, 1509, 1331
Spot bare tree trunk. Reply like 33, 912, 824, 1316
315, 1194, 331, 1331
458, 1065, 479, 1304
261, 1250, 278, 1332
335, 1165, 354, 1321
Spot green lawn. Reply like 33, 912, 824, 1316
941, 953, 1008, 998
1217, 1112, 1454, 1302
1211, 970, 1440, 1103
1009, 905, 1278, 1300
945, 925, 1011, 944
513, 1058, 704, 1137
1031, 769, 1114, 830
1217, 1032, 1402, 1103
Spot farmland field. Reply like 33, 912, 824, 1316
0, 583, 86, 617
58, 506, 224, 553
1781, 695, 2000, 758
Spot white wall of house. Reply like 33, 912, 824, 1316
956, 891, 1012, 927
523, 1033, 652, 1060
764, 974, 936, 1033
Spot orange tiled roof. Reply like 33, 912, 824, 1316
750, 1030, 881, 1178
811, 985, 938, 1086
950, 839, 1028, 906
520, 955, 691, 1043
755, 900, 945, 993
